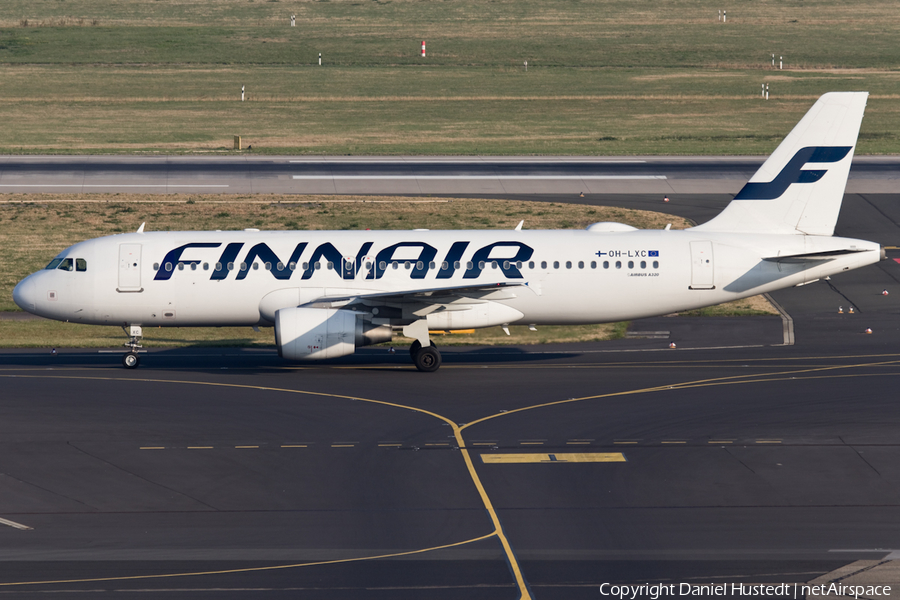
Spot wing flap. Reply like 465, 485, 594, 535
301, 281, 529, 309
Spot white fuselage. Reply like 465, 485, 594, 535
14, 227, 882, 329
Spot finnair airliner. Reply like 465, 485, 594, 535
13, 92, 883, 371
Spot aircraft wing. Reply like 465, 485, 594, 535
301, 281, 530, 311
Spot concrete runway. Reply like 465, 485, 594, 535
3, 157, 900, 598
0, 155, 897, 196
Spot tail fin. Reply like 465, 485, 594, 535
695, 92, 868, 236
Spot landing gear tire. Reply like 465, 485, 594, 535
409, 339, 436, 357
413, 345, 441, 373
122, 352, 140, 369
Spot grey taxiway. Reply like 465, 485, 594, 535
2, 157, 900, 598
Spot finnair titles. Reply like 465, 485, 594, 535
14, 93, 883, 371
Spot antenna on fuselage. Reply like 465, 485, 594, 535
515, 220, 524, 231
136, 222, 146, 234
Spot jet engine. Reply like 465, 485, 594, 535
275, 307, 392, 361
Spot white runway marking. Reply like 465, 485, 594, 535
0, 184, 229, 188
0, 517, 32, 531
292, 175, 666, 180
288, 159, 648, 164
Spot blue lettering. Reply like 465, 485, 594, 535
300, 243, 343, 280
210, 243, 244, 281
372, 242, 438, 280
735, 146, 851, 200
436, 241, 470, 279
155, 243, 221, 281
235, 243, 307, 280
463, 242, 534, 279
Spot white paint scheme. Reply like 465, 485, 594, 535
12, 93, 883, 371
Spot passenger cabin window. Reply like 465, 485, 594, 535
603, 261, 609, 269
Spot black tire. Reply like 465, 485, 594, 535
408, 340, 436, 358
413, 345, 441, 372
122, 352, 140, 369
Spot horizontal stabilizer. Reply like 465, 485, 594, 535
763, 248, 870, 263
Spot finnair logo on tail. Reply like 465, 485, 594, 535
734, 146, 852, 200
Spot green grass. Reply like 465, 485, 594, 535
0, 0, 898, 154
0, 320, 274, 349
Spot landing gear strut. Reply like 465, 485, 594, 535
121, 324, 143, 369
404, 321, 442, 373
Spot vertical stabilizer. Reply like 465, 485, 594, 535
695, 92, 868, 236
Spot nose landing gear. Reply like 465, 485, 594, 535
121, 324, 143, 369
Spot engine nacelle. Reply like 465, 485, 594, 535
275, 307, 391, 361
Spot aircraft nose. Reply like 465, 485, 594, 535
12, 276, 36, 313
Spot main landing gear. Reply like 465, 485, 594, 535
404, 320, 442, 372
409, 340, 441, 373
121, 324, 143, 369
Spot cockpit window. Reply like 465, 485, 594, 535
45, 258, 63, 270
76, 258, 87, 272
57, 258, 74, 271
